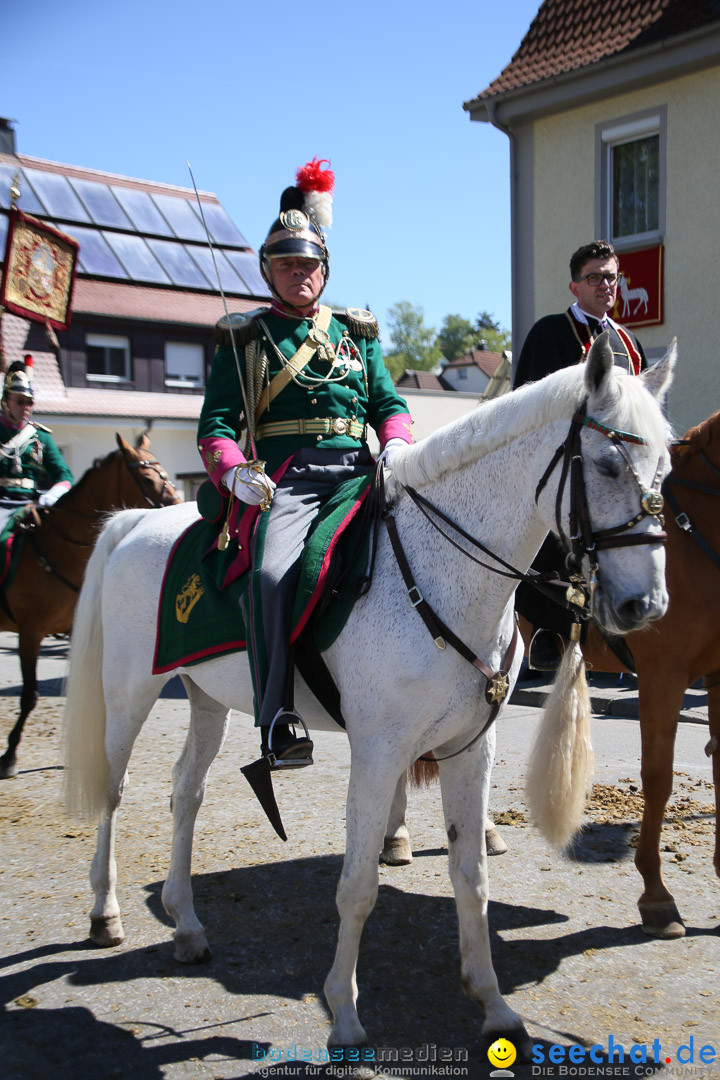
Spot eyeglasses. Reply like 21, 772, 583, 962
577, 272, 623, 286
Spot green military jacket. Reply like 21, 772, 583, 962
198, 306, 412, 481
0, 416, 74, 500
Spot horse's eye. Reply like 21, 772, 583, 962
596, 455, 621, 478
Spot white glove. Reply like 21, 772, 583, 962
37, 481, 71, 507
378, 438, 408, 470
222, 464, 276, 507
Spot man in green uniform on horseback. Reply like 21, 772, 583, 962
197, 160, 412, 767
0, 357, 73, 527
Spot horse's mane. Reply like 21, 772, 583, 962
52, 447, 121, 507
389, 363, 667, 494
671, 408, 720, 465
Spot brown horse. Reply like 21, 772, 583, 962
519, 407, 720, 938
0, 433, 180, 779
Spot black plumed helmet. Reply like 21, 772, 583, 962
259, 159, 334, 301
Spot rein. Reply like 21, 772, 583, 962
381, 399, 667, 760
662, 449, 720, 573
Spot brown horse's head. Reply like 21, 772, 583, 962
114, 434, 182, 507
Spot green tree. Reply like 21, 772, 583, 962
475, 311, 512, 354
437, 314, 477, 361
383, 302, 442, 380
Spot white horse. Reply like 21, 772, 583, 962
63, 336, 674, 1054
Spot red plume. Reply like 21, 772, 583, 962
295, 158, 334, 194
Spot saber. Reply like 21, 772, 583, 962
186, 161, 259, 463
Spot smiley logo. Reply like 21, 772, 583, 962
488, 1038, 517, 1069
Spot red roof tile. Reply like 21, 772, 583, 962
442, 350, 505, 378
396, 370, 454, 391
468, 0, 720, 104
71, 279, 265, 326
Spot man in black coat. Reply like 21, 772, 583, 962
513, 240, 647, 670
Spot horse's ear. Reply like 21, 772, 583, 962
136, 431, 151, 450
640, 337, 676, 403
115, 433, 132, 454
584, 331, 614, 394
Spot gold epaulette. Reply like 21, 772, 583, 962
213, 307, 268, 348
31, 421, 52, 434
336, 308, 379, 339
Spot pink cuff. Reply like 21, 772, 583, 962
198, 437, 247, 491
379, 413, 413, 450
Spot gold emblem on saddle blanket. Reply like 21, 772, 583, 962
176, 574, 205, 624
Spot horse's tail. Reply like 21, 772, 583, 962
408, 754, 439, 788
63, 509, 149, 820
525, 642, 595, 848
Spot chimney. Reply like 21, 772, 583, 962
0, 118, 17, 156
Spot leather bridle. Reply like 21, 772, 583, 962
534, 400, 667, 613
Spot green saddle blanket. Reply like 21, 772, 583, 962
153, 473, 373, 673
0, 506, 31, 605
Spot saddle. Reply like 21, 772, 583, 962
153, 469, 383, 725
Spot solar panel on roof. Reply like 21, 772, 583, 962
223, 249, 271, 296
197, 201, 248, 246
188, 245, 248, 294
69, 177, 133, 229
147, 239, 213, 289
150, 193, 207, 242
65, 225, 129, 278
0, 165, 45, 214
23, 168, 91, 222
103, 231, 171, 284
110, 186, 174, 236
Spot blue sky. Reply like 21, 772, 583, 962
1, 0, 541, 348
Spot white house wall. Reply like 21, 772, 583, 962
529, 65, 720, 435
32, 414, 202, 502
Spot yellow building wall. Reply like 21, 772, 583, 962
531, 67, 720, 434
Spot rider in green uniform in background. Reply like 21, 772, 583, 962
0, 357, 73, 523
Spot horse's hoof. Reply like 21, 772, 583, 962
173, 931, 211, 964
638, 900, 686, 939
379, 835, 412, 865
0, 760, 18, 780
485, 824, 508, 856
90, 915, 125, 948
483, 1023, 533, 1064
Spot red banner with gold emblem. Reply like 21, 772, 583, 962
612, 245, 664, 328
0, 208, 79, 331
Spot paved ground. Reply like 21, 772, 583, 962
0, 633, 719, 1080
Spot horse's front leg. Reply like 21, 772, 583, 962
635, 668, 687, 938
0, 629, 41, 779
162, 681, 230, 963
705, 674, 720, 880
437, 733, 530, 1053
380, 772, 412, 865
325, 753, 400, 1048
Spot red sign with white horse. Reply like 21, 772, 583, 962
613, 244, 664, 328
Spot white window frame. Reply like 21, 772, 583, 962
596, 106, 666, 252
86, 333, 131, 383
164, 341, 205, 388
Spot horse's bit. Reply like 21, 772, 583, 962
535, 400, 667, 623
127, 455, 178, 508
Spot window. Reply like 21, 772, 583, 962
597, 108, 666, 249
86, 333, 131, 381
165, 342, 205, 387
